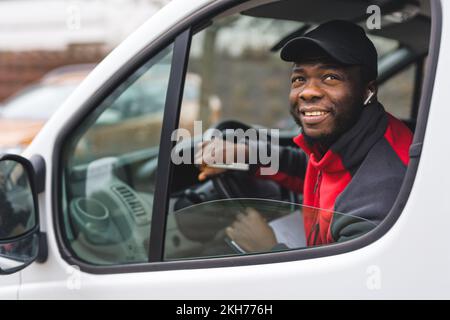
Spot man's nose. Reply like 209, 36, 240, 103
298, 81, 324, 102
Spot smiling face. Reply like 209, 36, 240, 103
289, 56, 370, 146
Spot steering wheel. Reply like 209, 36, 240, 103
174, 120, 298, 253
208, 120, 294, 201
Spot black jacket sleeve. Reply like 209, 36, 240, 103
244, 139, 308, 193
331, 139, 407, 242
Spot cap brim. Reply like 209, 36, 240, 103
280, 37, 359, 65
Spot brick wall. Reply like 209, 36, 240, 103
0, 43, 109, 102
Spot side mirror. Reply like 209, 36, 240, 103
0, 154, 39, 275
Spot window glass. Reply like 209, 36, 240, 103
378, 64, 416, 120
0, 160, 36, 238
165, 198, 375, 260
61, 45, 173, 265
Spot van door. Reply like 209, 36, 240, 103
0, 275, 19, 299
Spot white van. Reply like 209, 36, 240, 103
0, 0, 446, 299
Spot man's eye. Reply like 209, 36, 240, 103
291, 76, 305, 84
324, 74, 340, 81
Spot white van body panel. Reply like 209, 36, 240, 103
0, 274, 19, 300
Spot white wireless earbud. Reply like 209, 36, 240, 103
364, 91, 375, 106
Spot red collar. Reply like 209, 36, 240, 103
293, 133, 348, 173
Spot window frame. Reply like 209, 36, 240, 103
52, 0, 442, 274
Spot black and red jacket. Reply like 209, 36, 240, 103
254, 102, 412, 246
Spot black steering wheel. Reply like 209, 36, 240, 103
174, 120, 298, 253
209, 120, 293, 201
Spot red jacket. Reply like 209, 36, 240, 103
255, 102, 412, 246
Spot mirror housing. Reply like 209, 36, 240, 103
0, 154, 40, 275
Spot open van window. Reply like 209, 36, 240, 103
163, 3, 430, 260
54, 0, 435, 271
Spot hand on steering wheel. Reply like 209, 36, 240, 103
194, 139, 249, 181
174, 120, 293, 254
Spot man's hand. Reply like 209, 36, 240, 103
194, 140, 249, 182
226, 208, 277, 253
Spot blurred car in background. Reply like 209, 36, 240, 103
0, 64, 94, 154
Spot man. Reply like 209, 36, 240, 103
196, 20, 413, 252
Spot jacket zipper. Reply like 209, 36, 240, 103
308, 170, 322, 246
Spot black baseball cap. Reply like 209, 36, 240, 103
280, 20, 378, 81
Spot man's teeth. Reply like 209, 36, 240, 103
304, 111, 328, 116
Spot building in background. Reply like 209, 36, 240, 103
0, 0, 171, 101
